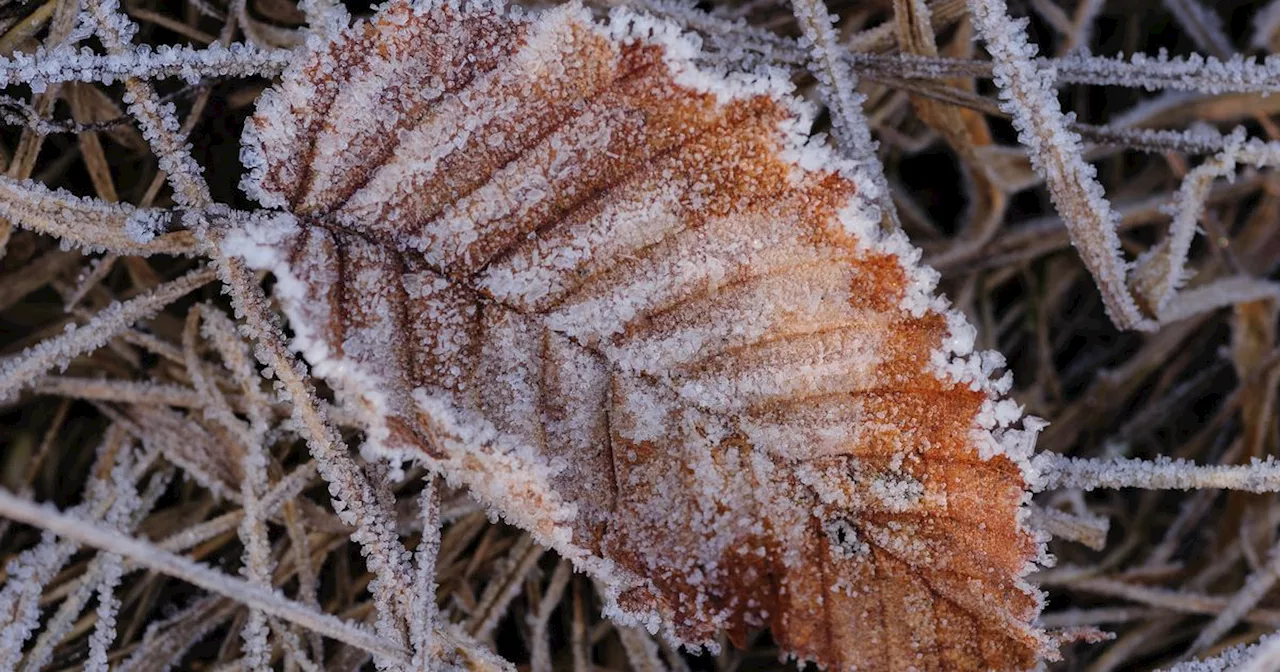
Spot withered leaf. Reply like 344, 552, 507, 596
226, 1, 1053, 668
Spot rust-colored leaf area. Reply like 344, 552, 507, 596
228, 1, 1053, 668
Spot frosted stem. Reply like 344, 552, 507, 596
0, 175, 197, 256
84, 0, 419, 650
215, 255, 415, 653
790, 0, 898, 228
0, 43, 290, 91
1035, 453, 1280, 493
0, 488, 410, 664
1187, 538, 1280, 655
1163, 0, 1234, 59
409, 480, 440, 670
0, 267, 215, 402
968, 0, 1151, 330
1028, 504, 1110, 550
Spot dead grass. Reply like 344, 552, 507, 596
2, 0, 1280, 669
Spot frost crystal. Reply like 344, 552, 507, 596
123, 208, 169, 244
225, 1, 1053, 669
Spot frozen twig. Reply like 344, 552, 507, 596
1187, 537, 1280, 655
19, 467, 172, 672
83, 0, 212, 209
116, 596, 240, 672
615, 625, 666, 672
1257, 0, 1280, 48
789, 0, 870, 155
0, 175, 196, 256
0, 439, 154, 669
215, 255, 416, 657
182, 306, 275, 670
230, 413, 272, 660
1036, 453, 1280, 492
0, 43, 290, 92
38, 460, 320, 618
31, 375, 205, 408
83, 462, 145, 672
409, 480, 440, 671
643, 1, 1280, 95
270, 616, 323, 672
105, 404, 242, 501
154, 461, 319, 557
1165, 633, 1280, 671
1029, 503, 1111, 550
1049, 51, 1280, 94
0, 488, 411, 664
1163, 0, 1234, 60
1157, 277, 1280, 325
1131, 131, 1280, 319
789, 0, 898, 228
1040, 607, 1159, 628
83, 0, 419, 655
529, 559, 573, 672
968, 0, 1150, 330
466, 535, 543, 641
1069, 577, 1280, 623
201, 305, 272, 434
0, 266, 215, 402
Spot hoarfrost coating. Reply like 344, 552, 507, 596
227, 0, 1054, 669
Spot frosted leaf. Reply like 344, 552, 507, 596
226, 1, 1053, 669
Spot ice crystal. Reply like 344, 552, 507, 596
0, 43, 291, 93
225, 1, 1053, 668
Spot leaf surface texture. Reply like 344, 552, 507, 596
228, 2, 1052, 668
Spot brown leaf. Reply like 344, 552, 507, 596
226, 2, 1053, 669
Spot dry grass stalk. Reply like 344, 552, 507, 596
2, 0, 1280, 669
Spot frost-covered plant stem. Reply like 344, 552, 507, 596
83, 0, 212, 211
0, 266, 215, 401
466, 535, 543, 642
1163, 0, 1233, 59
1186, 537, 1280, 655
1036, 454, 1280, 492
789, 0, 873, 156
77, 0, 419, 659
409, 480, 440, 671
0, 439, 155, 669
640, 0, 1280, 96
968, 0, 1151, 331
187, 305, 277, 669
1131, 130, 1280, 320
0, 175, 197, 256
0, 43, 291, 92
790, 0, 898, 229
216, 255, 416, 658
0, 488, 411, 664
20, 468, 164, 672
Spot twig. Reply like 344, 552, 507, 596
968, 0, 1151, 330
1036, 454, 1280, 492
0, 267, 215, 401
0, 488, 411, 664
790, 0, 898, 228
